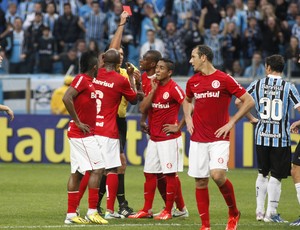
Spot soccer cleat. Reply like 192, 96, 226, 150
172, 207, 189, 218
104, 211, 125, 219
200, 226, 211, 230
64, 216, 90, 224
128, 210, 153, 219
153, 207, 164, 217
154, 210, 172, 220
226, 211, 241, 230
85, 212, 108, 224
290, 217, 300, 226
256, 212, 264, 221
118, 201, 136, 217
264, 213, 288, 223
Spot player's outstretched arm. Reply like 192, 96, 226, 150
109, 11, 129, 49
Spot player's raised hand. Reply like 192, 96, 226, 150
120, 11, 129, 24
125, 62, 134, 76
133, 69, 141, 82
150, 77, 158, 92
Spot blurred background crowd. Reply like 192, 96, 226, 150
0, 0, 299, 78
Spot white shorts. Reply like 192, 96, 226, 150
95, 135, 121, 169
188, 140, 229, 178
144, 136, 184, 174
69, 136, 104, 174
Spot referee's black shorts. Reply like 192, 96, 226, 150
117, 116, 127, 153
293, 141, 300, 166
256, 145, 291, 179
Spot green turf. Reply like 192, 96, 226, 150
0, 163, 298, 229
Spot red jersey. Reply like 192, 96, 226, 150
67, 74, 97, 138
186, 70, 246, 142
148, 79, 185, 142
141, 72, 156, 95
93, 68, 137, 138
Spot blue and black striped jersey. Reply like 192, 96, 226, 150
247, 76, 300, 147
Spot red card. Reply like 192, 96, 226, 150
123, 5, 132, 16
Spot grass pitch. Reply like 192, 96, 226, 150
0, 163, 298, 230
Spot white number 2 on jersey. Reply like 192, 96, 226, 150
259, 97, 282, 121
95, 90, 103, 114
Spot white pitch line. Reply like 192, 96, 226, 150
0, 222, 277, 229
0, 223, 195, 229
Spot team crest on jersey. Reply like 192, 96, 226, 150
218, 157, 224, 164
163, 92, 169, 99
166, 163, 173, 169
212, 80, 220, 89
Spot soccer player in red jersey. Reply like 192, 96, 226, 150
140, 51, 170, 209
139, 50, 188, 218
63, 51, 107, 225
129, 58, 186, 220
93, 48, 138, 219
77, 11, 140, 218
183, 45, 254, 230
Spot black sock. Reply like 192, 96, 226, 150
98, 175, 107, 206
117, 174, 126, 205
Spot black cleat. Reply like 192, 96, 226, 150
118, 201, 135, 217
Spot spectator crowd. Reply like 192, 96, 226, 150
0, 0, 300, 77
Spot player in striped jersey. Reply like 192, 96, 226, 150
237, 54, 300, 223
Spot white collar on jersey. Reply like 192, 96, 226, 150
267, 74, 282, 79
147, 73, 156, 79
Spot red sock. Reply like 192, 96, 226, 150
67, 191, 79, 213
174, 174, 185, 210
143, 173, 157, 212
196, 188, 210, 227
88, 187, 99, 209
219, 179, 239, 217
78, 172, 90, 204
157, 173, 166, 203
106, 173, 118, 212
165, 173, 176, 213
98, 175, 106, 205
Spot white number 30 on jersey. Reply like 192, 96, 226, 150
259, 97, 283, 121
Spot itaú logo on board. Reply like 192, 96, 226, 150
194, 91, 220, 99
